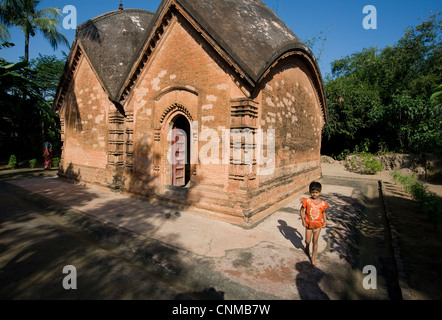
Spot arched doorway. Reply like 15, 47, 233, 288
170, 115, 191, 187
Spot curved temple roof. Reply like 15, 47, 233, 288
175, 0, 313, 82
54, 0, 326, 119
74, 9, 155, 100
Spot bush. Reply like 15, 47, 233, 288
29, 159, 37, 168
392, 171, 442, 231
8, 155, 17, 169
345, 152, 383, 174
360, 152, 384, 174
52, 157, 60, 168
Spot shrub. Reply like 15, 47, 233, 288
360, 152, 384, 174
345, 152, 383, 174
337, 149, 351, 161
29, 159, 37, 168
8, 155, 17, 169
52, 157, 60, 167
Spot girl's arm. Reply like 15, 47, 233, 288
323, 210, 327, 227
300, 207, 306, 227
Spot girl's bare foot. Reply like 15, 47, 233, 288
311, 259, 317, 266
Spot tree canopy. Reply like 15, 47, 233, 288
322, 13, 442, 157
1, 40, 66, 161
0, 0, 68, 162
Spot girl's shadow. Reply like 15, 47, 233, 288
295, 261, 330, 300
277, 220, 304, 249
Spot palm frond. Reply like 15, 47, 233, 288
34, 7, 62, 19
33, 17, 69, 49
0, 22, 11, 41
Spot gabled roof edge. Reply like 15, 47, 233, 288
116, 0, 257, 103
257, 48, 328, 122
52, 39, 81, 112
114, 0, 173, 103
53, 41, 116, 113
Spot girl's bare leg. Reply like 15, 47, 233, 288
305, 228, 313, 256
311, 229, 321, 266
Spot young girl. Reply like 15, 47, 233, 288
300, 181, 328, 266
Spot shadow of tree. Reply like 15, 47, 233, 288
320, 191, 366, 269
382, 179, 442, 299
0, 181, 180, 299
0, 177, 218, 299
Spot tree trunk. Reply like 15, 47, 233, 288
25, 34, 29, 61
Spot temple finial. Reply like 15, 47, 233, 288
119, 0, 123, 10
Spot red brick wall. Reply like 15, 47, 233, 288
124, 15, 245, 216
245, 58, 325, 220
59, 55, 113, 184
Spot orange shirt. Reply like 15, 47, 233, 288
302, 198, 328, 229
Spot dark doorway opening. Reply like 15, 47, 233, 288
171, 115, 191, 187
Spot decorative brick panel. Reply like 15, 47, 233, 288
108, 112, 125, 168
125, 112, 134, 169
229, 99, 259, 183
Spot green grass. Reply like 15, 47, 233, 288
392, 171, 441, 231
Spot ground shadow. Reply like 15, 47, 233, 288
277, 220, 304, 249
295, 261, 329, 300
320, 192, 365, 269
322, 177, 404, 300
382, 180, 442, 299
0, 178, 221, 299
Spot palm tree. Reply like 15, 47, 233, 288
1, 0, 69, 61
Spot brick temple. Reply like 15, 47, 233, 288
53, 0, 328, 225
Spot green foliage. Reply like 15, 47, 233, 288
359, 152, 383, 174
392, 171, 442, 231
29, 158, 37, 168
431, 84, 442, 106
1, 46, 62, 159
345, 152, 383, 175
323, 13, 442, 157
52, 157, 60, 168
0, 2, 11, 41
29, 54, 66, 100
337, 149, 351, 161
8, 155, 17, 169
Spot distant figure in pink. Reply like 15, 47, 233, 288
43, 141, 53, 170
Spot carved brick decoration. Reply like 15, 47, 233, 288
60, 118, 65, 161
125, 113, 134, 169
108, 112, 125, 167
230, 98, 259, 129
229, 99, 259, 182
160, 103, 193, 125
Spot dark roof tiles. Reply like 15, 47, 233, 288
176, 0, 311, 81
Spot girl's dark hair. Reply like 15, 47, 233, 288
309, 181, 322, 192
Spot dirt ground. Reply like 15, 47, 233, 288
322, 160, 442, 300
